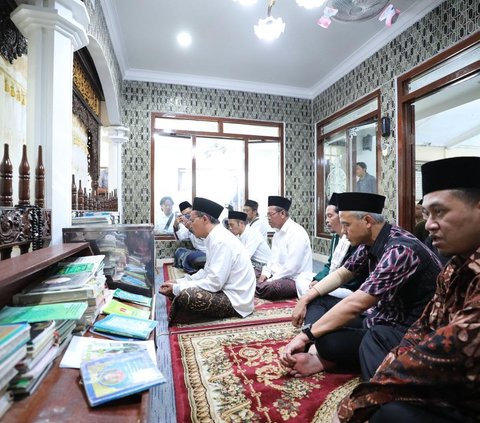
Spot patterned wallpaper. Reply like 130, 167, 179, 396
121, 83, 312, 258
90, 0, 479, 258
311, 0, 480, 254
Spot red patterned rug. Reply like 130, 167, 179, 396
170, 321, 360, 422
168, 296, 298, 334
163, 263, 298, 334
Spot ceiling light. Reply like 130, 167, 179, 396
254, 16, 285, 41
177, 32, 192, 48
296, 0, 326, 9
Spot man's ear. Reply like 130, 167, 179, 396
364, 214, 375, 227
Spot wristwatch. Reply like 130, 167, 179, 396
301, 323, 316, 342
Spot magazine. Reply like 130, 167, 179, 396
80, 350, 166, 407
60, 336, 156, 368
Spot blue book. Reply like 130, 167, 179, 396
112, 289, 152, 307
80, 350, 166, 407
93, 315, 157, 340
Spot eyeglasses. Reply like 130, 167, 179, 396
189, 214, 202, 223
266, 211, 280, 218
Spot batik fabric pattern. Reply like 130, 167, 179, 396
337, 247, 480, 422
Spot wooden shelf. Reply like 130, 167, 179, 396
0, 243, 151, 423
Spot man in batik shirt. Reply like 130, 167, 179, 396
334, 156, 480, 423
281, 192, 441, 382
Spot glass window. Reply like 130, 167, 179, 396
316, 94, 380, 237
151, 114, 283, 236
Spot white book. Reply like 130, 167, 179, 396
60, 335, 156, 369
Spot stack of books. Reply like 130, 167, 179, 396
12, 255, 108, 333
0, 323, 30, 417
9, 321, 57, 397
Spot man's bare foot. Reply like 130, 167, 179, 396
288, 352, 325, 377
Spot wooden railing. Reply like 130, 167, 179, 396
71, 175, 118, 212
0, 143, 51, 259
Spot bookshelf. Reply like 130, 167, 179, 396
0, 242, 151, 423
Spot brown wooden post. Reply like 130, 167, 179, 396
0, 143, 13, 206
35, 145, 45, 207
77, 179, 84, 210
71, 175, 77, 210
18, 144, 30, 206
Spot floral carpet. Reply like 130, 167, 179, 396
170, 321, 360, 422
163, 263, 299, 334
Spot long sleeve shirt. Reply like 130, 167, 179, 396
261, 218, 312, 281
337, 247, 480, 422
343, 223, 441, 329
175, 224, 256, 317
174, 223, 206, 252
239, 224, 271, 264
249, 217, 270, 239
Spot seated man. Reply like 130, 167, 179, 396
256, 195, 312, 300
243, 199, 270, 239
227, 210, 271, 272
295, 193, 368, 322
280, 192, 442, 382
335, 157, 480, 423
159, 197, 256, 324
173, 201, 207, 273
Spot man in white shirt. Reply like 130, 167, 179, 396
227, 210, 271, 271
159, 197, 256, 323
155, 196, 175, 234
256, 195, 313, 300
173, 201, 207, 273
243, 199, 270, 239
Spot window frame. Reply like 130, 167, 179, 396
315, 91, 382, 238
397, 32, 480, 232
150, 112, 284, 239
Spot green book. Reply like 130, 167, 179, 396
93, 315, 157, 340
0, 302, 88, 324
102, 299, 150, 320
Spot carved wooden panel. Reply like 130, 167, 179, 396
0, 0, 27, 64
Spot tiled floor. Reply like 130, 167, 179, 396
148, 259, 325, 422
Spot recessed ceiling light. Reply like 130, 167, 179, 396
177, 32, 192, 48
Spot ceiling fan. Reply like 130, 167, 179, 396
327, 0, 390, 22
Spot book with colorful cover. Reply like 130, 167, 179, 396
0, 302, 88, 324
60, 336, 156, 368
0, 323, 30, 362
80, 350, 166, 407
119, 274, 148, 288
56, 255, 105, 275
14, 276, 106, 305
102, 299, 150, 320
92, 314, 157, 340
112, 289, 152, 307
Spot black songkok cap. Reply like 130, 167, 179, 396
228, 211, 247, 221
179, 201, 192, 212
421, 157, 480, 196
328, 193, 339, 206
337, 192, 385, 214
192, 197, 224, 219
244, 199, 258, 210
268, 195, 291, 211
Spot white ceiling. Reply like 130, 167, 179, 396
100, 0, 444, 99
